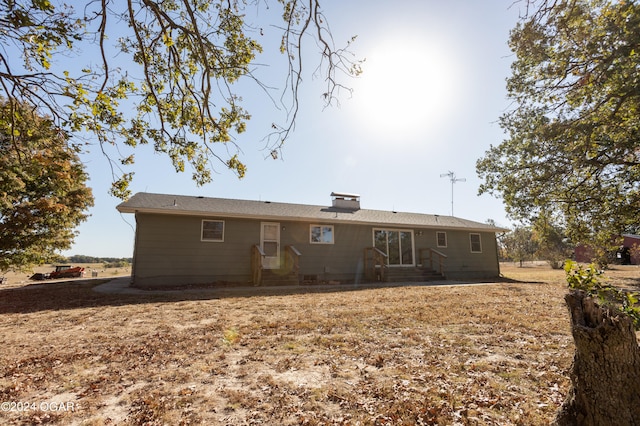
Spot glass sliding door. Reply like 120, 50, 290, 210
373, 229, 414, 266
400, 231, 413, 265
388, 230, 400, 265
374, 229, 387, 257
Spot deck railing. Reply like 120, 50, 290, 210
252, 245, 302, 286
419, 248, 447, 278
364, 247, 388, 282
285, 245, 301, 281
251, 244, 266, 286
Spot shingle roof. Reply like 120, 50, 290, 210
117, 192, 508, 232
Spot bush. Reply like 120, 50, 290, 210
565, 260, 640, 329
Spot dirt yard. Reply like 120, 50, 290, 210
1, 262, 639, 425
1, 263, 132, 288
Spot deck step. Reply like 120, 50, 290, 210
384, 267, 444, 282
259, 269, 299, 286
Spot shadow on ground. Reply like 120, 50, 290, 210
0, 275, 530, 315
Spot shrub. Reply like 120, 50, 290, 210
565, 260, 640, 329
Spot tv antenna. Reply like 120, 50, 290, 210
440, 171, 466, 216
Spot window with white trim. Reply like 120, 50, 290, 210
202, 220, 224, 242
470, 233, 482, 253
310, 225, 334, 244
436, 231, 447, 248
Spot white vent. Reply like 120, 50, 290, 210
331, 192, 360, 210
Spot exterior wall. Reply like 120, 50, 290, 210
132, 213, 258, 287
418, 229, 501, 280
574, 244, 595, 263
622, 236, 640, 265
282, 221, 371, 282
131, 212, 501, 287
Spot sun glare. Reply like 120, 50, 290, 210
353, 38, 460, 139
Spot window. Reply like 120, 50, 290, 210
310, 225, 334, 244
470, 233, 482, 253
436, 231, 447, 248
202, 220, 224, 242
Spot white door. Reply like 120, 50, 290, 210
261, 222, 280, 269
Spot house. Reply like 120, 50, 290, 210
116, 192, 508, 288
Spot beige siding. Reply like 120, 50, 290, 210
133, 213, 259, 286
131, 212, 501, 287
413, 229, 500, 279
282, 222, 371, 281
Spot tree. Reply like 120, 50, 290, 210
476, 0, 640, 250
556, 262, 640, 425
556, 289, 640, 425
531, 213, 573, 269
500, 225, 537, 266
0, 101, 94, 272
478, 1, 640, 422
0, 0, 362, 198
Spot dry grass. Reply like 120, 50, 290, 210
1, 262, 639, 425
1, 263, 132, 288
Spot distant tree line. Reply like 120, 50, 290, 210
65, 255, 132, 268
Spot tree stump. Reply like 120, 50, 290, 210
554, 290, 640, 425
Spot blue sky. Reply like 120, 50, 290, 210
62, 1, 522, 258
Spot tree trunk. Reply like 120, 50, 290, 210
554, 290, 640, 425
